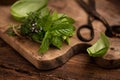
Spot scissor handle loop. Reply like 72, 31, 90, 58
77, 25, 94, 42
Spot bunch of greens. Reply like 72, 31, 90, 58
8, 0, 75, 54
23, 10, 75, 53
8, 9, 75, 54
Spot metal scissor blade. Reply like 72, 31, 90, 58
76, 0, 91, 14
76, 0, 98, 17
89, 0, 96, 11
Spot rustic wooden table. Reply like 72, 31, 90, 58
0, 0, 120, 80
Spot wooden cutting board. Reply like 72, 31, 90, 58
0, 0, 120, 70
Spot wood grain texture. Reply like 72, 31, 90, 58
0, 0, 120, 80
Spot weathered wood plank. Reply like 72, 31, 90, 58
0, 0, 120, 80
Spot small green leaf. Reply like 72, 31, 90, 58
87, 33, 110, 57
51, 11, 59, 21
39, 31, 51, 53
65, 37, 70, 45
31, 33, 41, 43
20, 24, 30, 36
51, 24, 75, 36
52, 36, 62, 49
6, 27, 16, 36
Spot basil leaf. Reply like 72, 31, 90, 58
10, 0, 48, 21
87, 33, 110, 57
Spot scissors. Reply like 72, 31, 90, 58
76, 0, 120, 42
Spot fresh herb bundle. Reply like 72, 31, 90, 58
8, 9, 75, 54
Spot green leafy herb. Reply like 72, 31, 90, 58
10, 0, 48, 21
9, 9, 75, 53
9, 0, 75, 54
6, 27, 16, 36
87, 33, 110, 57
